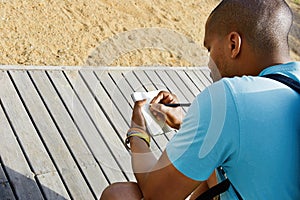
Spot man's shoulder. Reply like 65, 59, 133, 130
196, 76, 270, 104
222, 76, 269, 93
259, 61, 300, 78
197, 62, 300, 105
201, 76, 270, 100
222, 62, 300, 95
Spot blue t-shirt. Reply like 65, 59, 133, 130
166, 62, 300, 199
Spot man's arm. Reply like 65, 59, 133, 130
130, 137, 201, 199
128, 98, 203, 199
130, 136, 217, 200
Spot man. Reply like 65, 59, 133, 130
101, 0, 300, 199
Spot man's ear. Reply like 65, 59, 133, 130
228, 32, 241, 59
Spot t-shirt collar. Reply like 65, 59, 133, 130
259, 62, 300, 76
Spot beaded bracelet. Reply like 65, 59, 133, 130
125, 128, 151, 150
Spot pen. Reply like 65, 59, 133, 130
163, 103, 191, 107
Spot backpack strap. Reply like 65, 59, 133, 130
196, 167, 242, 200
195, 179, 230, 200
262, 74, 300, 94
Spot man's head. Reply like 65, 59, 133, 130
204, 0, 293, 82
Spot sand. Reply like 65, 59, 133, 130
0, 0, 299, 67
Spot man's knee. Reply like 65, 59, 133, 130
100, 182, 142, 200
100, 183, 118, 200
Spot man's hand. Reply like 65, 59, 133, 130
150, 91, 184, 130
130, 99, 147, 131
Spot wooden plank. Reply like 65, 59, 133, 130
143, 70, 171, 91
108, 71, 135, 108
175, 70, 201, 97
36, 172, 72, 200
165, 70, 195, 102
10, 71, 94, 199
153, 70, 189, 104
0, 99, 43, 199
132, 70, 157, 91
0, 71, 70, 199
184, 70, 207, 92
29, 71, 108, 197
0, 159, 16, 200
200, 68, 213, 84
0, 72, 56, 174
121, 70, 147, 92
132, 70, 160, 92
95, 71, 132, 126
79, 70, 131, 135
58, 70, 134, 182
194, 69, 212, 87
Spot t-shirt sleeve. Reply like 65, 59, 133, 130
166, 80, 240, 181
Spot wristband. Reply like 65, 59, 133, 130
125, 128, 151, 150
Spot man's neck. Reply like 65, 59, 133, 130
241, 52, 292, 76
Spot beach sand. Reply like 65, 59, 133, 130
0, 0, 299, 67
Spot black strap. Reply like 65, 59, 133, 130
262, 74, 300, 94
196, 167, 242, 200
195, 179, 230, 200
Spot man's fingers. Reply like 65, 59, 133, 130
150, 91, 178, 104
150, 103, 169, 114
135, 99, 147, 108
150, 102, 184, 130
152, 111, 166, 122
150, 103, 170, 124
150, 105, 167, 122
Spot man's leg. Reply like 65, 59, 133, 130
100, 182, 143, 200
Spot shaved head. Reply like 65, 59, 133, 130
206, 0, 293, 55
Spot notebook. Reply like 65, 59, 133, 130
131, 90, 173, 136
